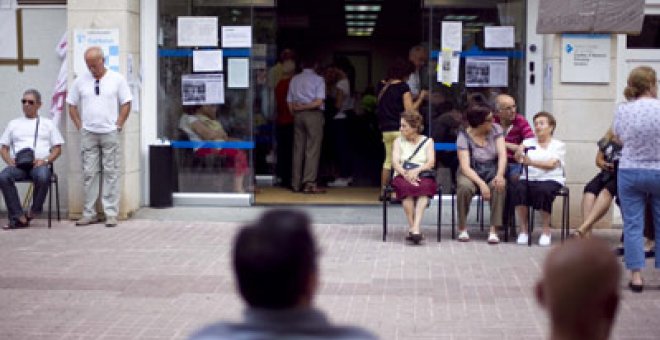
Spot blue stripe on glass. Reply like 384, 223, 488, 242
435, 143, 457, 151
171, 141, 255, 149
431, 49, 524, 59
158, 48, 251, 57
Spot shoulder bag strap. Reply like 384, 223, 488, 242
33, 117, 40, 149
406, 137, 429, 162
376, 81, 391, 103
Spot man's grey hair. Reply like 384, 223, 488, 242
23, 89, 42, 104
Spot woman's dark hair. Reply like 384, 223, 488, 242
465, 105, 492, 128
233, 209, 317, 309
401, 110, 424, 133
386, 58, 414, 81
533, 111, 557, 135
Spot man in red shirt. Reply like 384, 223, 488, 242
493, 94, 534, 180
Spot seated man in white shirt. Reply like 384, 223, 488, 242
0, 89, 64, 229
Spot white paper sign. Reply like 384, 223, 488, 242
193, 49, 223, 72
73, 29, 120, 77
0, 10, 17, 59
441, 21, 462, 51
560, 34, 611, 83
440, 21, 462, 84
178, 17, 218, 47
484, 26, 514, 48
228, 58, 250, 88
182, 74, 225, 105
221, 26, 252, 48
465, 57, 508, 87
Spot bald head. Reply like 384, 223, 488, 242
84, 46, 106, 79
537, 239, 621, 340
495, 94, 517, 123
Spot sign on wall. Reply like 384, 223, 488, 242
73, 29, 120, 77
560, 34, 611, 83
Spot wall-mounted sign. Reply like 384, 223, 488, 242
73, 29, 120, 77
560, 34, 610, 83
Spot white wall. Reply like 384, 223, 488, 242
0, 8, 67, 214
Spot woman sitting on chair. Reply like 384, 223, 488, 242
391, 110, 436, 245
455, 105, 507, 244
179, 104, 248, 193
511, 112, 566, 246
574, 128, 622, 238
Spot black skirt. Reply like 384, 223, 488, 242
509, 180, 562, 213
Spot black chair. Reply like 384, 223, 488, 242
382, 172, 443, 242
18, 163, 60, 229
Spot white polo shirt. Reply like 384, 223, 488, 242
66, 69, 132, 133
0, 116, 65, 159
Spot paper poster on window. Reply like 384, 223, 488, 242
177, 17, 218, 47
182, 74, 224, 105
484, 26, 515, 48
193, 49, 223, 72
465, 57, 508, 88
73, 29, 120, 77
221, 26, 252, 48
227, 58, 250, 88
440, 21, 462, 84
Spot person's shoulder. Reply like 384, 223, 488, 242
552, 138, 565, 147
321, 325, 378, 339
188, 321, 237, 340
492, 123, 503, 134
39, 117, 59, 128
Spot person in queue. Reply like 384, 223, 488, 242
574, 128, 622, 238
376, 58, 427, 200
390, 111, 436, 245
455, 105, 507, 244
511, 112, 566, 247
613, 65, 660, 293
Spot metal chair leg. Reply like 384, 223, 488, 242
382, 193, 387, 242
437, 186, 442, 242
55, 174, 60, 221
451, 193, 456, 239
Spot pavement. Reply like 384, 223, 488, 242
1, 205, 659, 339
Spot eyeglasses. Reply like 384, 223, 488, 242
21, 99, 36, 105
95, 79, 100, 96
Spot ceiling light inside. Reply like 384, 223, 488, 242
345, 5, 381, 12
346, 14, 378, 20
346, 21, 376, 27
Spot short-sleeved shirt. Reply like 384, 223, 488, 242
0, 116, 64, 159
522, 137, 566, 185
66, 69, 132, 133
613, 97, 660, 170
394, 136, 433, 176
286, 69, 326, 110
456, 123, 504, 162
376, 81, 411, 132
493, 113, 534, 161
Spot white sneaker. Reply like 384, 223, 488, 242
327, 178, 351, 187
538, 233, 552, 247
487, 232, 500, 244
516, 233, 529, 245
458, 230, 470, 242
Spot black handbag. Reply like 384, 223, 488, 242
401, 137, 435, 179
14, 117, 39, 171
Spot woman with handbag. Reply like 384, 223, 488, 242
511, 112, 566, 247
573, 128, 622, 238
377, 58, 428, 200
391, 111, 436, 245
455, 105, 507, 244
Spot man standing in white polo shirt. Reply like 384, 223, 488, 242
67, 46, 132, 227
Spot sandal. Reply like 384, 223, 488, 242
2, 219, 29, 230
303, 184, 326, 194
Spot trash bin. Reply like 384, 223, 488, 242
149, 144, 174, 208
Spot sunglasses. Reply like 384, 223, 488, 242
95, 79, 100, 96
21, 99, 36, 105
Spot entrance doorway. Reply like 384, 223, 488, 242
256, 0, 528, 205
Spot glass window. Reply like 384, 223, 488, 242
158, 1, 275, 194
627, 15, 660, 49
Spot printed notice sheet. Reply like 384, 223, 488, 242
227, 58, 250, 88
484, 26, 515, 48
182, 74, 225, 105
221, 26, 252, 48
465, 57, 508, 87
193, 49, 223, 72
440, 21, 462, 84
177, 17, 218, 47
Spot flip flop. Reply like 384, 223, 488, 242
2, 219, 28, 230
